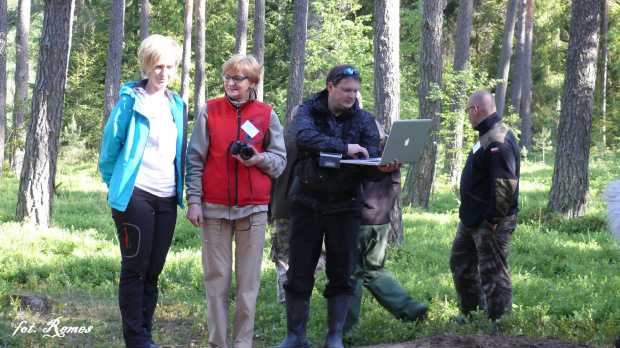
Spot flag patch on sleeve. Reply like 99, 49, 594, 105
491, 147, 499, 153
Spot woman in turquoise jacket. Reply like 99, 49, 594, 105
99, 34, 187, 348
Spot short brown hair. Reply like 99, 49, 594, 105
221, 54, 261, 84
326, 64, 362, 87
137, 34, 182, 78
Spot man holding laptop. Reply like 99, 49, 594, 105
273, 64, 400, 348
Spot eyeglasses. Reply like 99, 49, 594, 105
465, 105, 476, 112
331, 68, 359, 82
221, 74, 249, 84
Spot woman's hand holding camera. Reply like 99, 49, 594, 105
233, 146, 265, 167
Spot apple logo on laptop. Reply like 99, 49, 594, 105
404, 138, 410, 146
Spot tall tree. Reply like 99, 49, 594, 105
284, 0, 308, 132
140, 0, 149, 41
100, 0, 126, 138
11, 0, 31, 174
0, 0, 6, 179
251, 0, 265, 101
495, 0, 519, 117
520, 0, 534, 151
444, 0, 473, 185
193, 0, 205, 117
374, 0, 403, 245
510, 0, 526, 129
403, 0, 443, 209
547, 0, 601, 218
15, 0, 76, 226
600, 0, 608, 147
180, 0, 193, 104
235, 0, 249, 55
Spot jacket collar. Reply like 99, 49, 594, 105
312, 89, 360, 119
132, 79, 175, 101
475, 112, 501, 136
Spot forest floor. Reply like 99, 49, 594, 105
356, 334, 608, 347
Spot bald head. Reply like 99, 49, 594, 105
466, 90, 497, 127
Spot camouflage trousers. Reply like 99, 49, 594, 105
449, 214, 517, 321
270, 218, 326, 303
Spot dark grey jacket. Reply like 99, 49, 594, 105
290, 89, 385, 214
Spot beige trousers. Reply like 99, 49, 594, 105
201, 212, 267, 348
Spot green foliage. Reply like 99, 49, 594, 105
428, 63, 501, 158
1, 152, 619, 347
533, 127, 553, 163
304, 1, 374, 99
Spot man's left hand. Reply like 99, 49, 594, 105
378, 159, 405, 172
235, 146, 265, 167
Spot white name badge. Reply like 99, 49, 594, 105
472, 141, 481, 154
241, 120, 259, 138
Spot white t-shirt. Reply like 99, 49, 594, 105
134, 94, 178, 197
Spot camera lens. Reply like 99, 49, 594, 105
239, 146, 254, 160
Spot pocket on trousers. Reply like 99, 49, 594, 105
118, 223, 141, 258
248, 212, 267, 247
203, 218, 222, 245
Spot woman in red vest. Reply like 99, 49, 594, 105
185, 54, 286, 348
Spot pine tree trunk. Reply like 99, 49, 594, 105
0, 0, 6, 179
510, 0, 526, 120
180, 0, 193, 105
445, 0, 473, 186
251, 0, 265, 102
495, 0, 518, 117
100, 0, 125, 139
15, 0, 76, 226
520, 0, 533, 151
140, 0, 149, 41
193, 0, 205, 115
11, 0, 31, 175
374, 0, 403, 245
403, 0, 442, 209
547, 0, 601, 218
284, 0, 308, 132
235, 0, 248, 55
600, 0, 608, 147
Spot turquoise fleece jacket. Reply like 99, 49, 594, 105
99, 80, 188, 211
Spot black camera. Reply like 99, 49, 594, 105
228, 140, 254, 160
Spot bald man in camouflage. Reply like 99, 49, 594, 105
450, 90, 520, 322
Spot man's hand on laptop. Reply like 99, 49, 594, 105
378, 160, 405, 172
347, 144, 369, 159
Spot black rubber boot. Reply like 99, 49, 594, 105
272, 293, 310, 348
323, 294, 351, 348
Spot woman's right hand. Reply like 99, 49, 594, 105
186, 203, 203, 227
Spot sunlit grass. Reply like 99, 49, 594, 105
0, 150, 619, 347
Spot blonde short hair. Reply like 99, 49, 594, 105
138, 34, 182, 78
221, 54, 261, 84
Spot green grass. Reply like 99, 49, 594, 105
0, 151, 619, 347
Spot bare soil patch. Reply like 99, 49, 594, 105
357, 334, 607, 348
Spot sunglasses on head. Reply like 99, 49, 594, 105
331, 68, 359, 83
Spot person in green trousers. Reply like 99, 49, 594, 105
343, 122, 429, 333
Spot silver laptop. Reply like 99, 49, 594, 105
341, 119, 431, 166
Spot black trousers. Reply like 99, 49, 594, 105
111, 187, 177, 348
284, 203, 360, 299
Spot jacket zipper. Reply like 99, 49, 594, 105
235, 109, 242, 206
